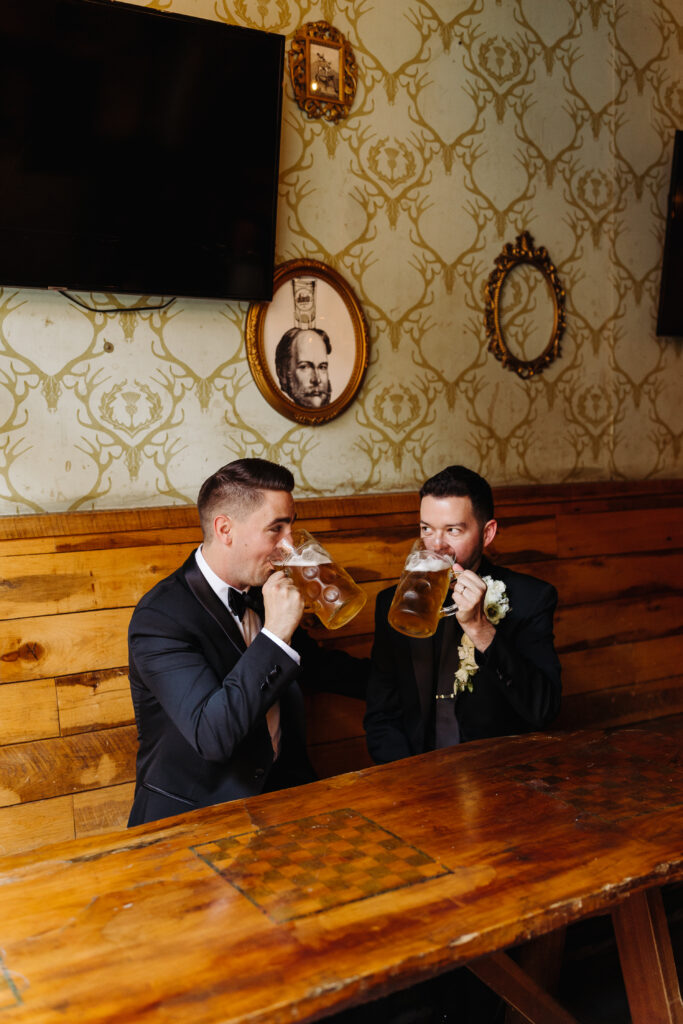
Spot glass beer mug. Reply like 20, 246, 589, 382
387, 540, 457, 638
270, 528, 367, 630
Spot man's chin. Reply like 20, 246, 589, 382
254, 567, 274, 588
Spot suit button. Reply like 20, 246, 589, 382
254, 768, 265, 780
267, 665, 281, 682
260, 681, 268, 691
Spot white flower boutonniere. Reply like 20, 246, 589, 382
453, 576, 510, 696
482, 576, 510, 625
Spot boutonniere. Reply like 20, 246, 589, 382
453, 576, 510, 696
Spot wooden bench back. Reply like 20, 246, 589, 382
1, 480, 681, 856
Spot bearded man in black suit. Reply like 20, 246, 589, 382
364, 465, 561, 763
128, 458, 367, 827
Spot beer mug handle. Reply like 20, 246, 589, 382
439, 601, 458, 619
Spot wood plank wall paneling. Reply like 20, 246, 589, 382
0, 479, 681, 857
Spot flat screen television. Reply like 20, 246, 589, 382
656, 130, 683, 336
0, 0, 285, 302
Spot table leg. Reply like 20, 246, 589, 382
505, 929, 567, 1024
468, 950, 579, 1024
611, 888, 683, 1024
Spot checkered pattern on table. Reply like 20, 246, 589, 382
510, 752, 683, 822
192, 807, 450, 922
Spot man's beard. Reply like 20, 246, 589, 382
297, 381, 331, 407
457, 535, 485, 573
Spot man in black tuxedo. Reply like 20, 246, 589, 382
128, 458, 367, 827
364, 465, 561, 764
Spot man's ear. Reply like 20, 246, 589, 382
213, 513, 233, 547
483, 518, 497, 549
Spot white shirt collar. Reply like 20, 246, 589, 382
194, 544, 240, 610
194, 546, 297, 665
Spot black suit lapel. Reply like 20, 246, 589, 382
408, 615, 463, 750
410, 635, 434, 729
183, 556, 246, 654
433, 615, 463, 747
437, 615, 463, 689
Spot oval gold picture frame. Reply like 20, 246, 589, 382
245, 259, 369, 425
484, 231, 566, 379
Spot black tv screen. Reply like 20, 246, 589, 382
0, 0, 284, 301
657, 130, 683, 336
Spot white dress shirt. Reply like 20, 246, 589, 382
195, 546, 301, 758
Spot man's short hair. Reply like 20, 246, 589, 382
197, 458, 294, 538
275, 327, 331, 392
419, 465, 494, 526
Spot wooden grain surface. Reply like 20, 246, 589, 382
1, 480, 682, 857
0, 719, 682, 1023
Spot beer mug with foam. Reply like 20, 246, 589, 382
387, 540, 457, 638
270, 528, 366, 630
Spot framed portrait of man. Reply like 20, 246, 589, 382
245, 259, 369, 425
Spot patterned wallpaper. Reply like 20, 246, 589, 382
0, 0, 681, 514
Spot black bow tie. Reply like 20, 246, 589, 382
227, 587, 263, 622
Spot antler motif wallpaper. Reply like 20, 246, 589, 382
0, 0, 680, 514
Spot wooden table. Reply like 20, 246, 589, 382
2, 720, 683, 1024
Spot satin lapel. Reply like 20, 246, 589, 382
409, 635, 434, 730
184, 557, 246, 654
409, 617, 463, 741
438, 615, 463, 691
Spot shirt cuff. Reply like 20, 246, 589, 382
474, 630, 497, 667
261, 627, 301, 665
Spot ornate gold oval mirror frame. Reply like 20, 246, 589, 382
484, 231, 566, 379
288, 21, 357, 123
245, 259, 369, 426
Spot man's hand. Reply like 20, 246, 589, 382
262, 570, 304, 644
453, 568, 496, 653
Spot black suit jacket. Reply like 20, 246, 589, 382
364, 555, 561, 763
128, 552, 367, 826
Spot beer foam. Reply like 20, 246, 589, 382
405, 551, 451, 572
286, 551, 332, 566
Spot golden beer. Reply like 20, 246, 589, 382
285, 558, 367, 630
271, 529, 366, 630
388, 548, 454, 638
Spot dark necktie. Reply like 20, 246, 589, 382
227, 587, 263, 622
434, 616, 462, 748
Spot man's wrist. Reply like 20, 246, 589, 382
463, 619, 496, 653
262, 627, 301, 665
